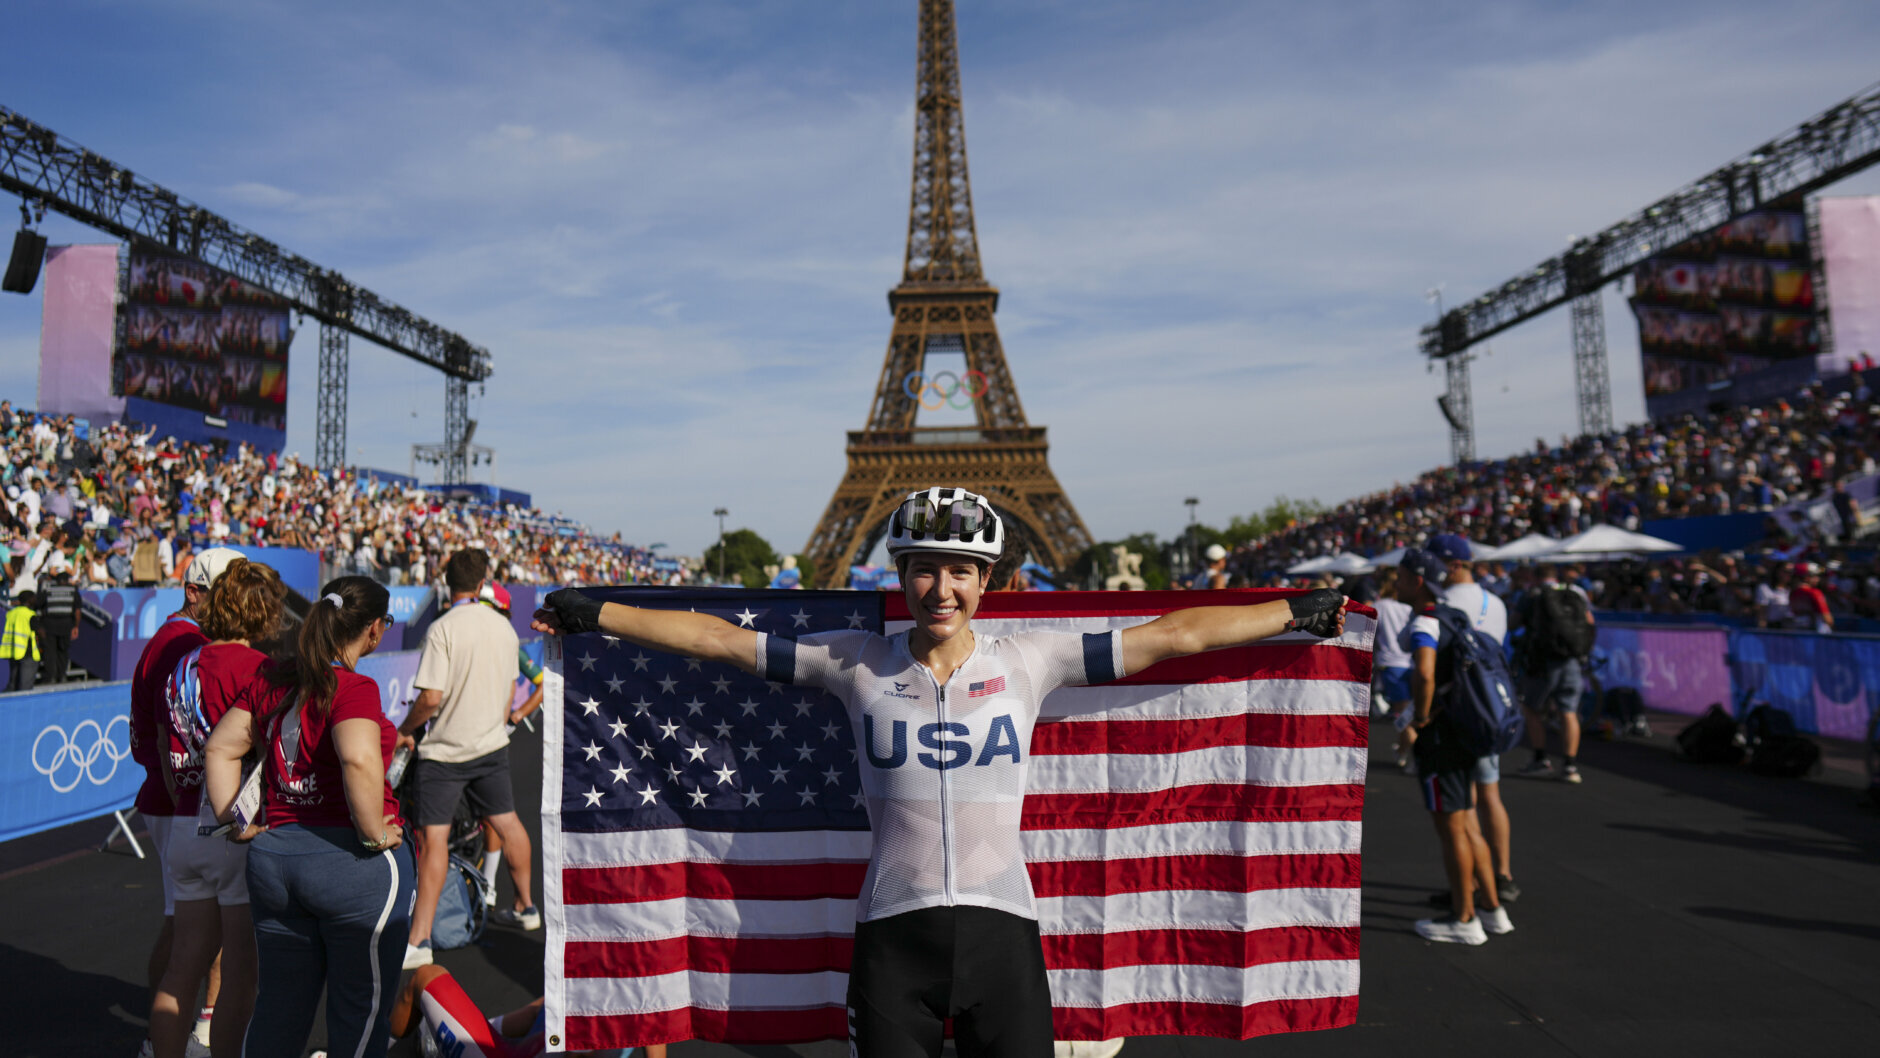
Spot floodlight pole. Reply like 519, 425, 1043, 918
714, 508, 729, 583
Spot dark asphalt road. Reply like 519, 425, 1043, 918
7, 715, 1879, 1057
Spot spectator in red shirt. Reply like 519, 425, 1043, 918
1791, 562, 1834, 633
127, 545, 242, 1058
149, 557, 285, 1058
204, 575, 408, 1058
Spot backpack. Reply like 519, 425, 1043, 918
1431, 605, 1526, 757
164, 646, 212, 770
1677, 704, 1745, 764
430, 854, 491, 950
1741, 705, 1820, 778
1527, 585, 1595, 662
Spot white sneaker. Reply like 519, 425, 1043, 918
1414, 913, 1487, 945
403, 940, 434, 969
136, 1040, 154, 1058
492, 905, 543, 931
184, 1036, 212, 1058
1478, 905, 1515, 935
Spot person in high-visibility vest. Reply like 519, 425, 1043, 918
2, 589, 41, 692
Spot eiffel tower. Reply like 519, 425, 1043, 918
802, 0, 1093, 587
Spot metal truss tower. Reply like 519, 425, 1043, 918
443, 376, 470, 485
802, 0, 1093, 586
1569, 292, 1612, 437
317, 324, 349, 469
1441, 355, 1475, 464
0, 105, 492, 469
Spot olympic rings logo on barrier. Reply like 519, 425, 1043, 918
32, 716, 133, 794
903, 370, 990, 411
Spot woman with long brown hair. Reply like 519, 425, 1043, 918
150, 557, 285, 1058
203, 575, 409, 1058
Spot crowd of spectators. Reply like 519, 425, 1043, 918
1237, 374, 1880, 627
0, 398, 687, 598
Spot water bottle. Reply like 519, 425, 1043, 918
386, 744, 413, 788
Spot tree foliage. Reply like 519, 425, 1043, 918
702, 528, 779, 589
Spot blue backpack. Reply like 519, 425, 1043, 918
1431, 604, 1526, 757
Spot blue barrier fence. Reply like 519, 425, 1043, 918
3, 680, 141, 843
1595, 622, 1880, 742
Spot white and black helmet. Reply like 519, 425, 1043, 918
885, 487, 1005, 565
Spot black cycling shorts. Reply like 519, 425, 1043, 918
848, 905, 1055, 1058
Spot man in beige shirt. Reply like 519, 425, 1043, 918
398, 548, 533, 968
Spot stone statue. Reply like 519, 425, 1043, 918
1104, 545, 1146, 591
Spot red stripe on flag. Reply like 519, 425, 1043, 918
562, 923, 1359, 979
1041, 923, 1360, 970
1052, 994, 1360, 1041
566, 935, 854, 978
1032, 713, 1368, 755
1022, 782, 1365, 828
565, 1006, 850, 1050
1112, 643, 1371, 686
1028, 852, 1360, 898
885, 589, 1377, 623
564, 860, 868, 904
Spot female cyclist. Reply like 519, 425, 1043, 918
204, 576, 410, 1058
535, 487, 1344, 1058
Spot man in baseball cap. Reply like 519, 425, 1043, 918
1195, 543, 1230, 590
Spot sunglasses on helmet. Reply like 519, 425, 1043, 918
899, 495, 989, 539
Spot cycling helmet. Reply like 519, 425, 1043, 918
884, 487, 1005, 565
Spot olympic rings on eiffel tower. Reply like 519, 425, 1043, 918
903, 370, 991, 411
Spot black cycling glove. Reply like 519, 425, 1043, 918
544, 588, 605, 635
1285, 589, 1344, 637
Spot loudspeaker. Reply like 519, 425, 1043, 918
2, 229, 48, 294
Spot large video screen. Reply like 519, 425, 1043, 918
117, 251, 293, 435
1631, 205, 1821, 419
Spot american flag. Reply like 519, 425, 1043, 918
542, 588, 1372, 1052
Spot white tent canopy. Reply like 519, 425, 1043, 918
1285, 555, 1336, 574
1489, 533, 1561, 561
1535, 525, 1683, 562
1322, 552, 1375, 575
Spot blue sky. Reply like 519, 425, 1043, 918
5, 1, 1880, 557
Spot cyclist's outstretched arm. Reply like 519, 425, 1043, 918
533, 588, 760, 676
1120, 589, 1346, 675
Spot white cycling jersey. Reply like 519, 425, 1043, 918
755, 627, 1126, 923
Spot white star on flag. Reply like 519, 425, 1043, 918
629, 653, 651, 672
821, 766, 842, 786
636, 785, 660, 805
580, 698, 600, 716
683, 741, 709, 762
741, 789, 764, 807
797, 786, 818, 805
582, 787, 603, 807
713, 764, 737, 786
605, 675, 625, 693
740, 742, 762, 761
583, 742, 603, 760
578, 653, 598, 671
656, 675, 679, 694
687, 787, 710, 808
710, 675, 732, 695
657, 719, 680, 740
768, 764, 790, 784
790, 608, 812, 629
607, 718, 630, 739
610, 764, 632, 784
735, 609, 758, 628
846, 611, 867, 629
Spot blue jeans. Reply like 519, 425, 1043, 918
244, 824, 414, 1058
